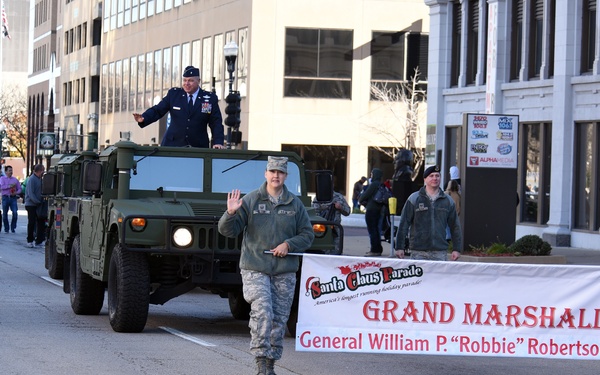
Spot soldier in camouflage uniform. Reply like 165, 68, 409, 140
312, 191, 350, 255
218, 156, 314, 375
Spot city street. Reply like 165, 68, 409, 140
1, 213, 599, 374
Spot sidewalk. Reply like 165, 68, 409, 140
340, 214, 600, 266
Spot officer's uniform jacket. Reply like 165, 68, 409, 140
138, 87, 224, 148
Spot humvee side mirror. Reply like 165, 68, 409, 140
83, 162, 102, 194
314, 171, 333, 203
42, 173, 57, 196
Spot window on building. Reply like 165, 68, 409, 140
450, 1, 462, 87
528, 0, 544, 78
581, 0, 597, 74
202, 37, 212, 91
154, 50, 162, 100
282, 145, 349, 196
510, 0, 555, 80
213, 34, 224, 98
125, 0, 131, 25
192, 39, 201, 71
370, 31, 428, 98
519, 122, 552, 224
93, 19, 102, 46
82, 23, 87, 48
145, 52, 153, 108
137, 54, 145, 110
118, 0, 124, 28
115, 60, 122, 112
284, 28, 353, 99
172, 44, 181, 89
510, 0, 524, 80
182, 42, 191, 70
81, 77, 86, 103
574, 123, 599, 231
238, 27, 249, 97
156, 0, 163, 14
101, 64, 108, 113
122, 58, 129, 111
130, 57, 137, 109
132, 0, 139, 23
91, 75, 100, 103
163, 47, 171, 91
108, 62, 115, 113
466, 0, 480, 85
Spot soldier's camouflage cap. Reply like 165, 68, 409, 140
267, 156, 288, 173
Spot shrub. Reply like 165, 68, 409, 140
486, 242, 511, 255
508, 235, 552, 256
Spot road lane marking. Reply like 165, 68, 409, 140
159, 326, 217, 347
41, 276, 63, 287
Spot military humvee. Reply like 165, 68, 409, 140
42, 141, 340, 333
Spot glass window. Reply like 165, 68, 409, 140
122, 57, 129, 111
213, 34, 224, 98
118, 0, 124, 28
156, 0, 163, 14
148, 0, 155, 17
172, 44, 181, 88
154, 50, 162, 96
510, 0, 523, 80
182, 42, 191, 69
132, 0, 139, 23
163, 47, 171, 91
165, 0, 172, 11
202, 37, 212, 90
237, 28, 248, 97
212, 159, 302, 196
124, 0, 131, 25
108, 62, 115, 113
519, 123, 552, 224
130, 57, 137, 110
115, 60, 122, 112
192, 39, 201, 72
581, 0, 597, 74
574, 123, 599, 231
284, 28, 353, 98
137, 54, 145, 110
131, 156, 204, 192
139, 0, 146, 20
145, 52, 153, 108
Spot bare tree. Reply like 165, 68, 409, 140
367, 68, 427, 179
0, 85, 28, 161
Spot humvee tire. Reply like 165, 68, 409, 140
70, 234, 105, 315
45, 224, 64, 280
228, 290, 250, 320
108, 244, 150, 333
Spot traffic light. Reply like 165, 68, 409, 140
224, 92, 241, 128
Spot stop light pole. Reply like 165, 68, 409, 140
224, 41, 241, 149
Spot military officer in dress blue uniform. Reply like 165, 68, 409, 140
133, 65, 225, 148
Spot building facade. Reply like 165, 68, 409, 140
96, 0, 430, 199
27, 0, 63, 171
426, 0, 600, 249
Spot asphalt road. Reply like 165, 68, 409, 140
1, 216, 599, 374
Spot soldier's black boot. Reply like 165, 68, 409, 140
255, 357, 267, 375
265, 358, 276, 375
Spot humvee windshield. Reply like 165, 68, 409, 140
129, 156, 302, 195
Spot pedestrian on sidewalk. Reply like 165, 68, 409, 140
351, 176, 367, 213
25, 164, 46, 247
359, 168, 385, 257
395, 165, 462, 261
218, 156, 314, 375
1, 165, 22, 233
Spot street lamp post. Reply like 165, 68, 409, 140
224, 41, 241, 148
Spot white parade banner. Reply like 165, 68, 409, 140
296, 254, 600, 360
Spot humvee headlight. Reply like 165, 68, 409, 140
130, 218, 147, 232
173, 226, 193, 248
313, 223, 327, 238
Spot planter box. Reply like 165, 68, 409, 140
459, 255, 567, 264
